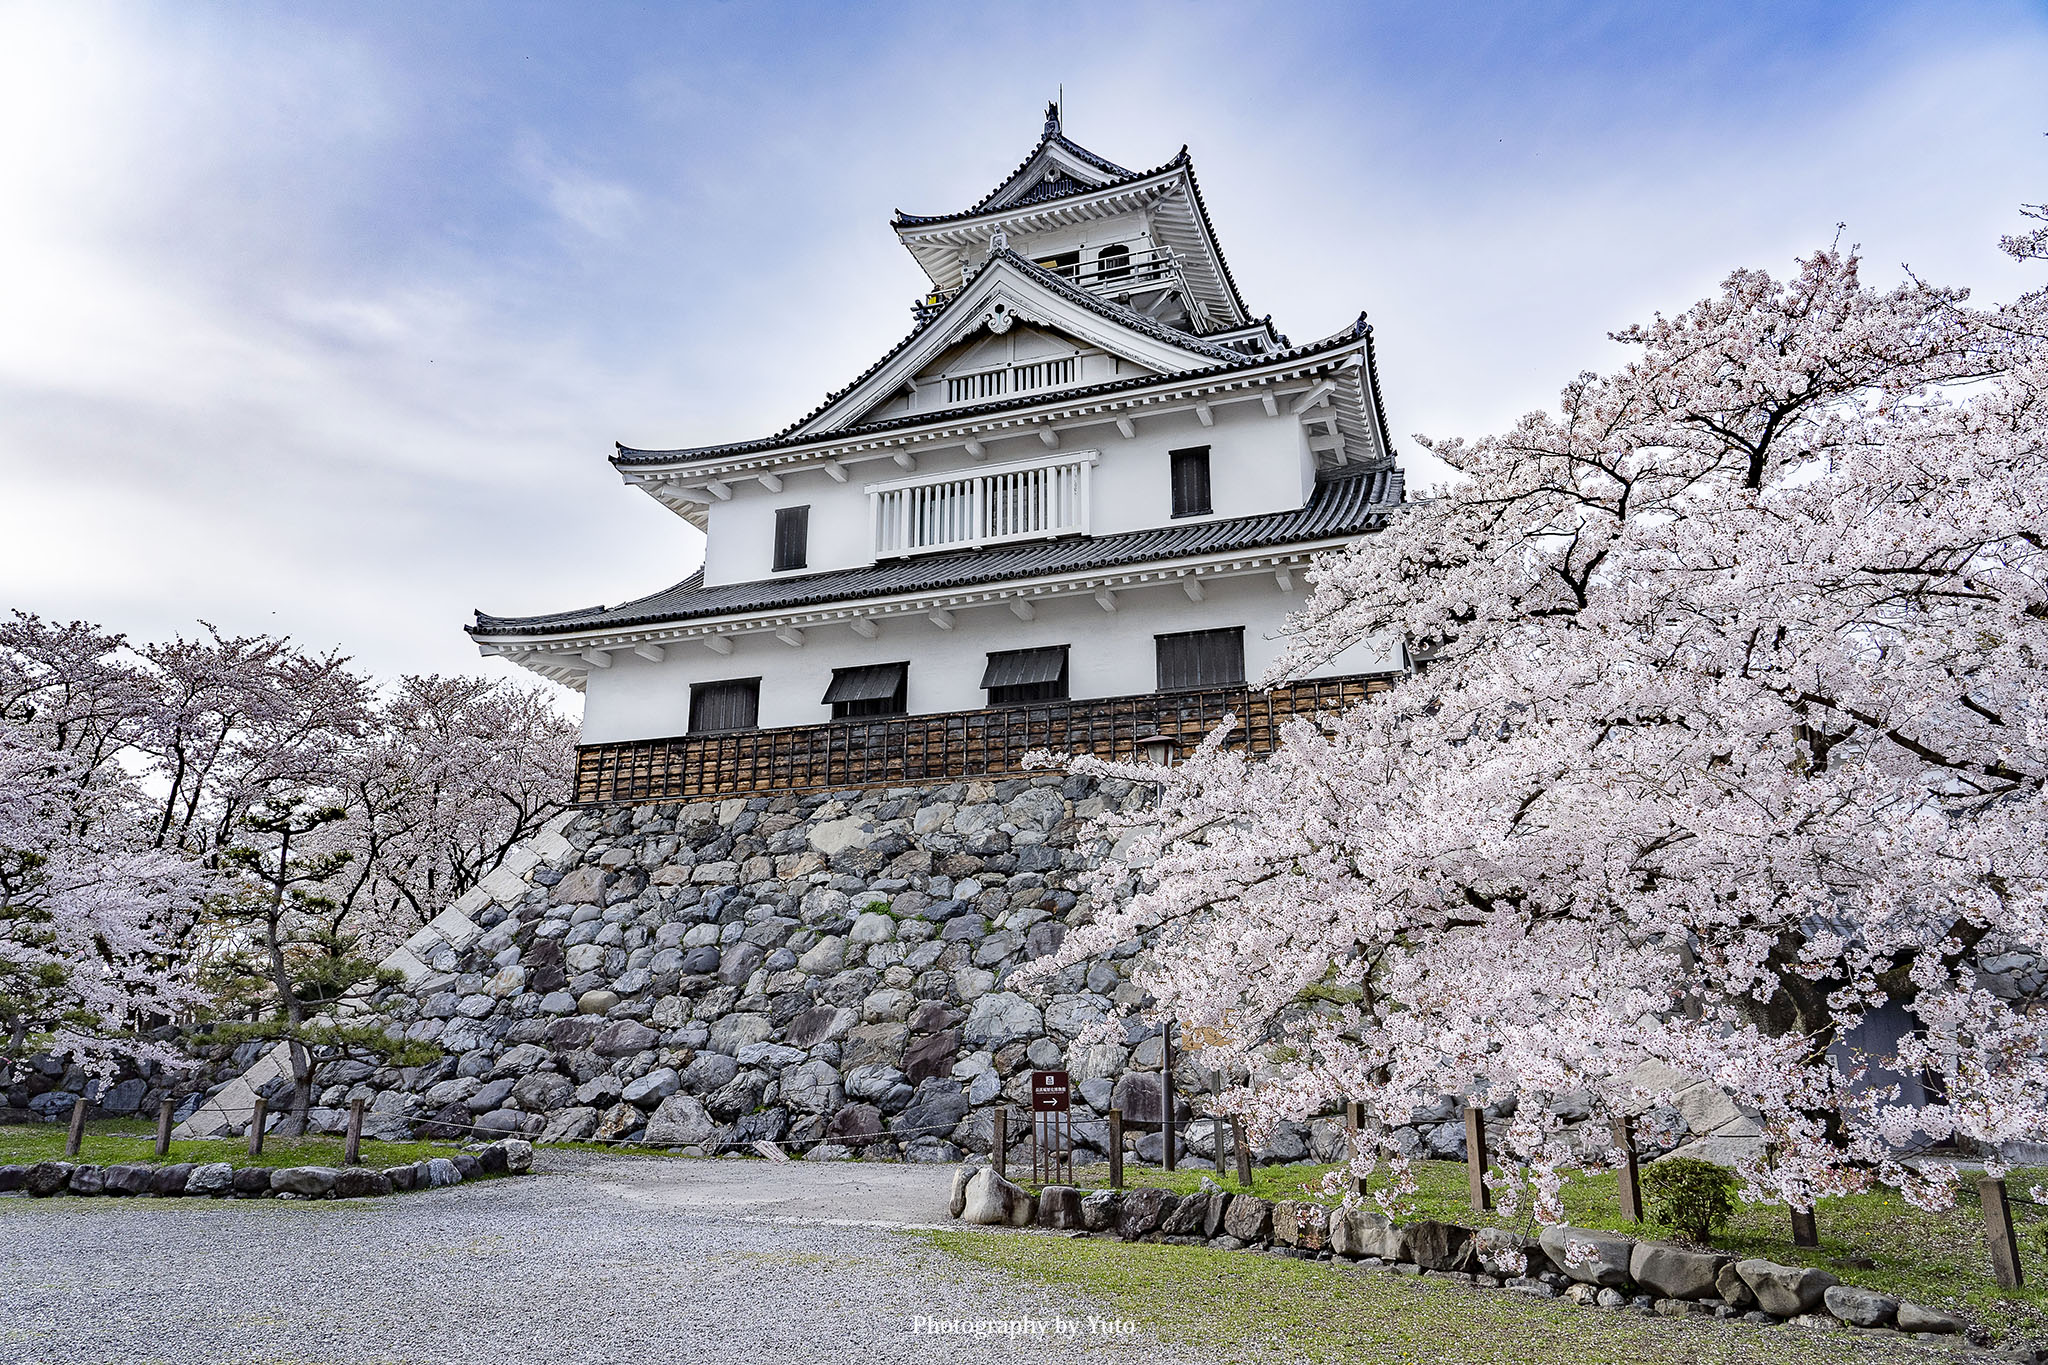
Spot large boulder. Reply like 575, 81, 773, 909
961, 993, 1042, 1050
270, 1166, 340, 1198
1160, 1193, 1212, 1238
949, 1163, 976, 1219
1630, 1242, 1728, 1300
1080, 1189, 1120, 1232
1734, 1259, 1837, 1317
1331, 1208, 1400, 1259
512, 1072, 575, 1112
424, 1157, 462, 1187
826, 1103, 885, 1145
1715, 1261, 1755, 1308
1117, 1187, 1175, 1240
232, 1167, 275, 1196
539, 1107, 599, 1143
779, 1060, 843, 1114
894, 1078, 970, 1135
621, 1068, 681, 1107
1223, 1194, 1273, 1243
68, 1166, 106, 1196
100, 1164, 156, 1196
149, 1164, 196, 1197
681, 1052, 741, 1095
184, 1162, 234, 1196
1474, 1226, 1548, 1277
1037, 1186, 1084, 1230
1895, 1302, 1964, 1335
1273, 1201, 1330, 1251
1538, 1226, 1634, 1289
333, 1168, 394, 1198
901, 1030, 960, 1085
1822, 1285, 1897, 1328
1398, 1220, 1474, 1271
593, 1020, 661, 1056
23, 1162, 72, 1197
0, 1166, 23, 1193
643, 1094, 714, 1147
494, 1139, 534, 1173
959, 1167, 1035, 1226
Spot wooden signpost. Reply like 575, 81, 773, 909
1464, 1105, 1490, 1212
66, 1097, 87, 1157
1612, 1116, 1642, 1224
156, 1100, 176, 1159
248, 1097, 267, 1157
1031, 1070, 1072, 1187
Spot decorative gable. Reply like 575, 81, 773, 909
794, 253, 1233, 437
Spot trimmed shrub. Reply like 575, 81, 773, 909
1641, 1156, 1737, 1243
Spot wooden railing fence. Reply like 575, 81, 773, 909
573, 673, 1393, 806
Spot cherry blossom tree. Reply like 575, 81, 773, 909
0, 610, 574, 1081
321, 674, 575, 947
1025, 213, 2048, 1221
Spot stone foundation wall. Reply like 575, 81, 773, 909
177, 773, 1755, 1166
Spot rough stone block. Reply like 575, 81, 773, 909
1735, 1259, 1837, 1317
1538, 1226, 1634, 1288
1630, 1242, 1728, 1300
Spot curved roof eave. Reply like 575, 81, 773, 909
610, 321, 1375, 472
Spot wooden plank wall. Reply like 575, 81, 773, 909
572, 673, 1394, 806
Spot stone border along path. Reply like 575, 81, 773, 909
0, 1137, 534, 1199
951, 1165, 2042, 1362
0, 1151, 1222, 1365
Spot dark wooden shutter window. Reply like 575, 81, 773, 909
1170, 447, 1212, 518
689, 678, 760, 733
823, 661, 908, 719
981, 646, 1069, 705
773, 505, 810, 572
1155, 627, 1244, 691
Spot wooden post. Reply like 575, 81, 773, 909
1612, 1116, 1642, 1224
248, 1097, 267, 1157
1161, 1024, 1176, 1172
344, 1099, 366, 1167
1981, 1177, 2025, 1289
1233, 1114, 1253, 1189
65, 1097, 87, 1157
1345, 1100, 1367, 1197
1464, 1105, 1490, 1212
1790, 1206, 1819, 1247
156, 1099, 175, 1158
993, 1108, 1007, 1181
1211, 1074, 1228, 1177
1108, 1108, 1124, 1189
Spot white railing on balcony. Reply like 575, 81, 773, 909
943, 355, 1076, 405
868, 452, 1095, 558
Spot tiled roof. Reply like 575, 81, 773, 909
473, 464, 1402, 639
892, 127, 1140, 227
613, 249, 1303, 469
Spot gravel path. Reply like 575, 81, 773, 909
0, 1153, 1221, 1365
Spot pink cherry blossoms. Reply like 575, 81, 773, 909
1023, 210, 2048, 1219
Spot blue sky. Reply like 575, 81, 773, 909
2, 1, 2044, 695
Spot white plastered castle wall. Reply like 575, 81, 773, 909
577, 571, 1396, 745
698, 401, 1314, 588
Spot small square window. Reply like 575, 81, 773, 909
689, 678, 760, 733
773, 506, 810, 572
1170, 447, 1212, 518
1155, 627, 1244, 691
982, 646, 1069, 705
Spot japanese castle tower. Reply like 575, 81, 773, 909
473, 106, 1406, 803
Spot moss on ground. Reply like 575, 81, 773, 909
915, 1228, 1937, 1365
0, 1119, 471, 1171
1048, 1157, 2048, 1342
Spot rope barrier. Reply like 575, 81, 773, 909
228, 1106, 987, 1159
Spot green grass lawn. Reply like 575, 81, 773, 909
915, 1228, 1936, 1365
0, 1119, 470, 1171
1047, 1157, 2048, 1344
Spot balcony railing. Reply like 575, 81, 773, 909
913, 245, 1188, 323
869, 452, 1093, 558
573, 673, 1395, 805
